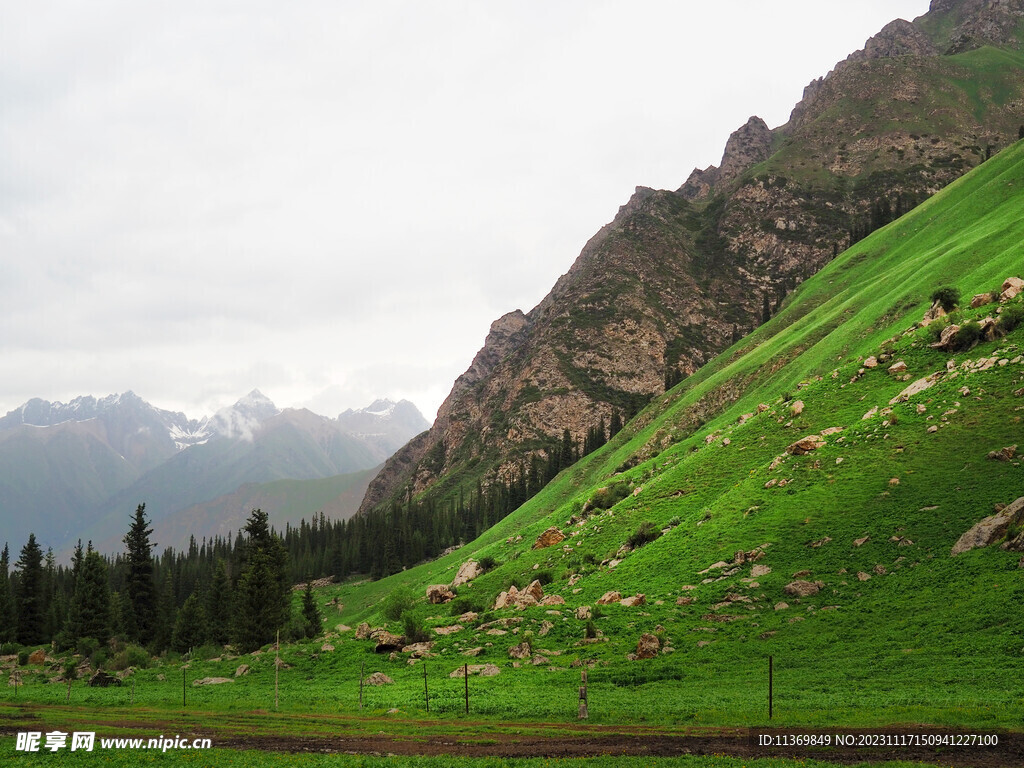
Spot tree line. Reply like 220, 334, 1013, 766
0, 506, 321, 657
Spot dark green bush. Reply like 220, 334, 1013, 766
381, 588, 416, 621
627, 522, 662, 549
533, 569, 554, 586
62, 660, 79, 681
930, 286, 960, 312
448, 595, 486, 617
401, 611, 430, 644
584, 620, 598, 639
17, 650, 29, 666
109, 644, 150, 671
953, 320, 982, 351
0, 642, 17, 655
589, 482, 631, 510
478, 555, 498, 572
998, 304, 1024, 334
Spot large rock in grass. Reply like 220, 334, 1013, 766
27, 649, 46, 665
784, 580, 822, 597
193, 677, 233, 686
372, 631, 405, 653
508, 642, 531, 659
1001, 276, 1024, 302
452, 560, 483, 587
88, 670, 121, 688
620, 594, 646, 607
786, 435, 825, 455
426, 584, 455, 604
597, 591, 622, 605
952, 497, 1024, 556
364, 672, 393, 686
533, 527, 566, 549
635, 634, 660, 660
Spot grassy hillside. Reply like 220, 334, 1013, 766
313, 139, 1024, 725
6, 141, 1023, 736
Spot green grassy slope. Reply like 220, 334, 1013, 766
315, 140, 1024, 725
6, 142, 1023, 731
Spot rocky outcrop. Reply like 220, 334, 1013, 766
634, 634, 660, 660
533, 527, 566, 549
784, 580, 823, 597
849, 19, 937, 63
364, 672, 394, 686
787, 435, 825, 456
718, 117, 773, 184
426, 584, 455, 604
192, 677, 233, 686
1001, 276, 1024, 302
88, 671, 121, 688
951, 497, 1024, 555
597, 591, 622, 605
452, 560, 483, 587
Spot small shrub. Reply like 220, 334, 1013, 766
926, 316, 950, 342
589, 482, 631, 511
448, 596, 486, 617
998, 304, 1024, 335
953, 321, 982, 351
382, 589, 416, 622
627, 522, 662, 549
533, 569, 554, 586
584, 621, 598, 639
17, 650, 29, 666
931, 286, 960, 312
478, 555, 498, 572
92, 649, 108, 669
62, 660, 78, 681
191, 644, 221, 662
109, 644, 150, 671
592, 606, 606, 620
76, 637, 99, 659
582, 553, 597, 566
667, 516, 682, 528
401, 611, 430, 644
0, 642, 17, 655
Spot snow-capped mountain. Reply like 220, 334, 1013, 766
0, 390, 429, 554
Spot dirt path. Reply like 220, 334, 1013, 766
3, 703, 1020, 766
214, 726, 1022, 766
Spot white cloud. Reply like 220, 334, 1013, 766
0, 0, 932, 421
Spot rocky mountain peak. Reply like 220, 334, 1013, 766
851, 19, 936, 61
444, 310, 531, 407
678, 116, 771, 200
718, 116, 772, 184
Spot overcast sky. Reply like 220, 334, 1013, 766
1, 0, 931, 422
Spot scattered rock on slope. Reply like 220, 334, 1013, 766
951, 497, 1024, 556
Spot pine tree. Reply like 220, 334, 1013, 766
14, 534, 46, 645
123, 504, 156, 642
151, 572, 175, 654
300, 580, 322, 639
171, 590, 207, 653
609, 410, 623, 438
0, 544, 16, 644
69, 546, 112, 646
204, 560, 232, 646
232, 509, 290, 653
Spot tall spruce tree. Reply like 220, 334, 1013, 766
69, 546, 112, 646
14, 534, 45, 645
204, 560, 232, 646
232, 509, 290, 653
123, 504, 156, 642
300, 580, 321, 639
0, 544, 16, 643
171, 589, 207, 653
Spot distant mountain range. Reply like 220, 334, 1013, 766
0, 391, 428, 555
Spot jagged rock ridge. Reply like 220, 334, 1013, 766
360, 0, 1024, 516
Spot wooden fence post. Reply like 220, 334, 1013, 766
275, 630, 280, 712
463, 664, 469, 715
578, 669, 588, 719
423, 663, 429, 713
131, 677, 135, 706
182, 666, 186, 708
359, 661, 364, 710
768, 655, 774, 720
